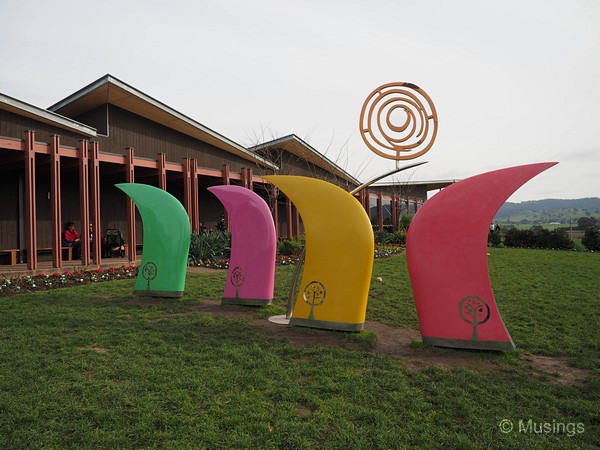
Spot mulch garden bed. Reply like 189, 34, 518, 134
0, 265, 138, 297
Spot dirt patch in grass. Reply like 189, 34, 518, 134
296, 375, 312, 383
52, 332, 77, 339
189, 302, 498, 371
295, 405, 313, 416
164, 301, 590, 384
525, 355, 590, 386
364, 321, 500, 372
78, 345, 109, 353
256, 318, 365, 349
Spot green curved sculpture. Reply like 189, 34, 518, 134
116, 183, 190, 297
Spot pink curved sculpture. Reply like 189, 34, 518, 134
208, 185, 276, 306
406, 162, 558, 351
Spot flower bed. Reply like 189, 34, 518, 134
190, 248, 402, 271
0, 265, 138, 297
374, 245, 404, 259
277, 254, 303, 265
191, 254, 305, 270
194, 259, 230, 270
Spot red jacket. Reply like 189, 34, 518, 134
64, 229, 80, 243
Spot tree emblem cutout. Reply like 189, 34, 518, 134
142, 262, 157, 291
231, 266, 245, 298
303, 281, 326, 320
459, 295, 490, 341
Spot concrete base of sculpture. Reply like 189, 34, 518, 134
134, 290, 184, 298
267, 315, 290, 325
222, 297, 273, 306
423, 336, 515, 351
289, 317, 364, 332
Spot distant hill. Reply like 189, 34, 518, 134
495, 197, 600, 225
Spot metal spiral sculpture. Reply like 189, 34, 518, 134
360, 82, 438, 160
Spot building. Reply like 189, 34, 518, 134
0, 74, 453, 270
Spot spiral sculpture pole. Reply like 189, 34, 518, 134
359, 82, 438, 161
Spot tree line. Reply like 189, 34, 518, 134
489, 217, 600, 251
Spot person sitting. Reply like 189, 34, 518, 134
103, 229, 125, 258
62, 222, 81, 258
216, 215, 226, 232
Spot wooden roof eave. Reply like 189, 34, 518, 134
47, 75, 277, 170
250, 134, 360, 186
0, 93, 97, 137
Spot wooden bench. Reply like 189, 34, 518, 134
0, 249, 20, 265
123, 243, 143, 258
0, 247, 78, 265
37, 247, 74, 261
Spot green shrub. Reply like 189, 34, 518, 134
577, 216, 598, 230
277, 239, 304, 256
392, 230, 407, 246
399, 214, 412, 232
504, 227, 525, 247
188, 230, 231, 264
582, 226, 600, 251
548, 228, 574, 250
504, 226, 574, 250
488, 230, 502, 247
371, 229, 406, 246
374, 230, 393, 245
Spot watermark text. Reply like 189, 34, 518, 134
499, 419, 584, 437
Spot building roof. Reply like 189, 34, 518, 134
0, 93, 97, 137
249, 134, 361, 186
372, 179, 459, 191
48, 74, 277, 170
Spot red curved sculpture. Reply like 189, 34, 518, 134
406, 162, 558, 351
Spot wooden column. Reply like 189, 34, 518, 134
294, 206, 300, 239
391, 195, 398, 232
405, 199, 410, 216
50, 135, 62, 268
377, 192, 383, 231
363, 189, 370, 215
79, 140, 91, 266
191, 159, 200, 233
157, 153, 167, 190
413, 199, 418, 215
125, 148, 136, 262
247, 168, 253, 191
222, 164, 230, 185
222, 164, 230, 230
398, 197, 403, 225
286, 197, 293, 240
24, 130, 37, 270
183, 158, 192, 226
90, 141, 102, 264
272, 187, 279, 239
240, 168, 247, 189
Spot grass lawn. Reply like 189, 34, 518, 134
0, 248, 598, 449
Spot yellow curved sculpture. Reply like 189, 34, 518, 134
265, 176, 374, 331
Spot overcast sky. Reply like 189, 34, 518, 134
1, 0, 598, 202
